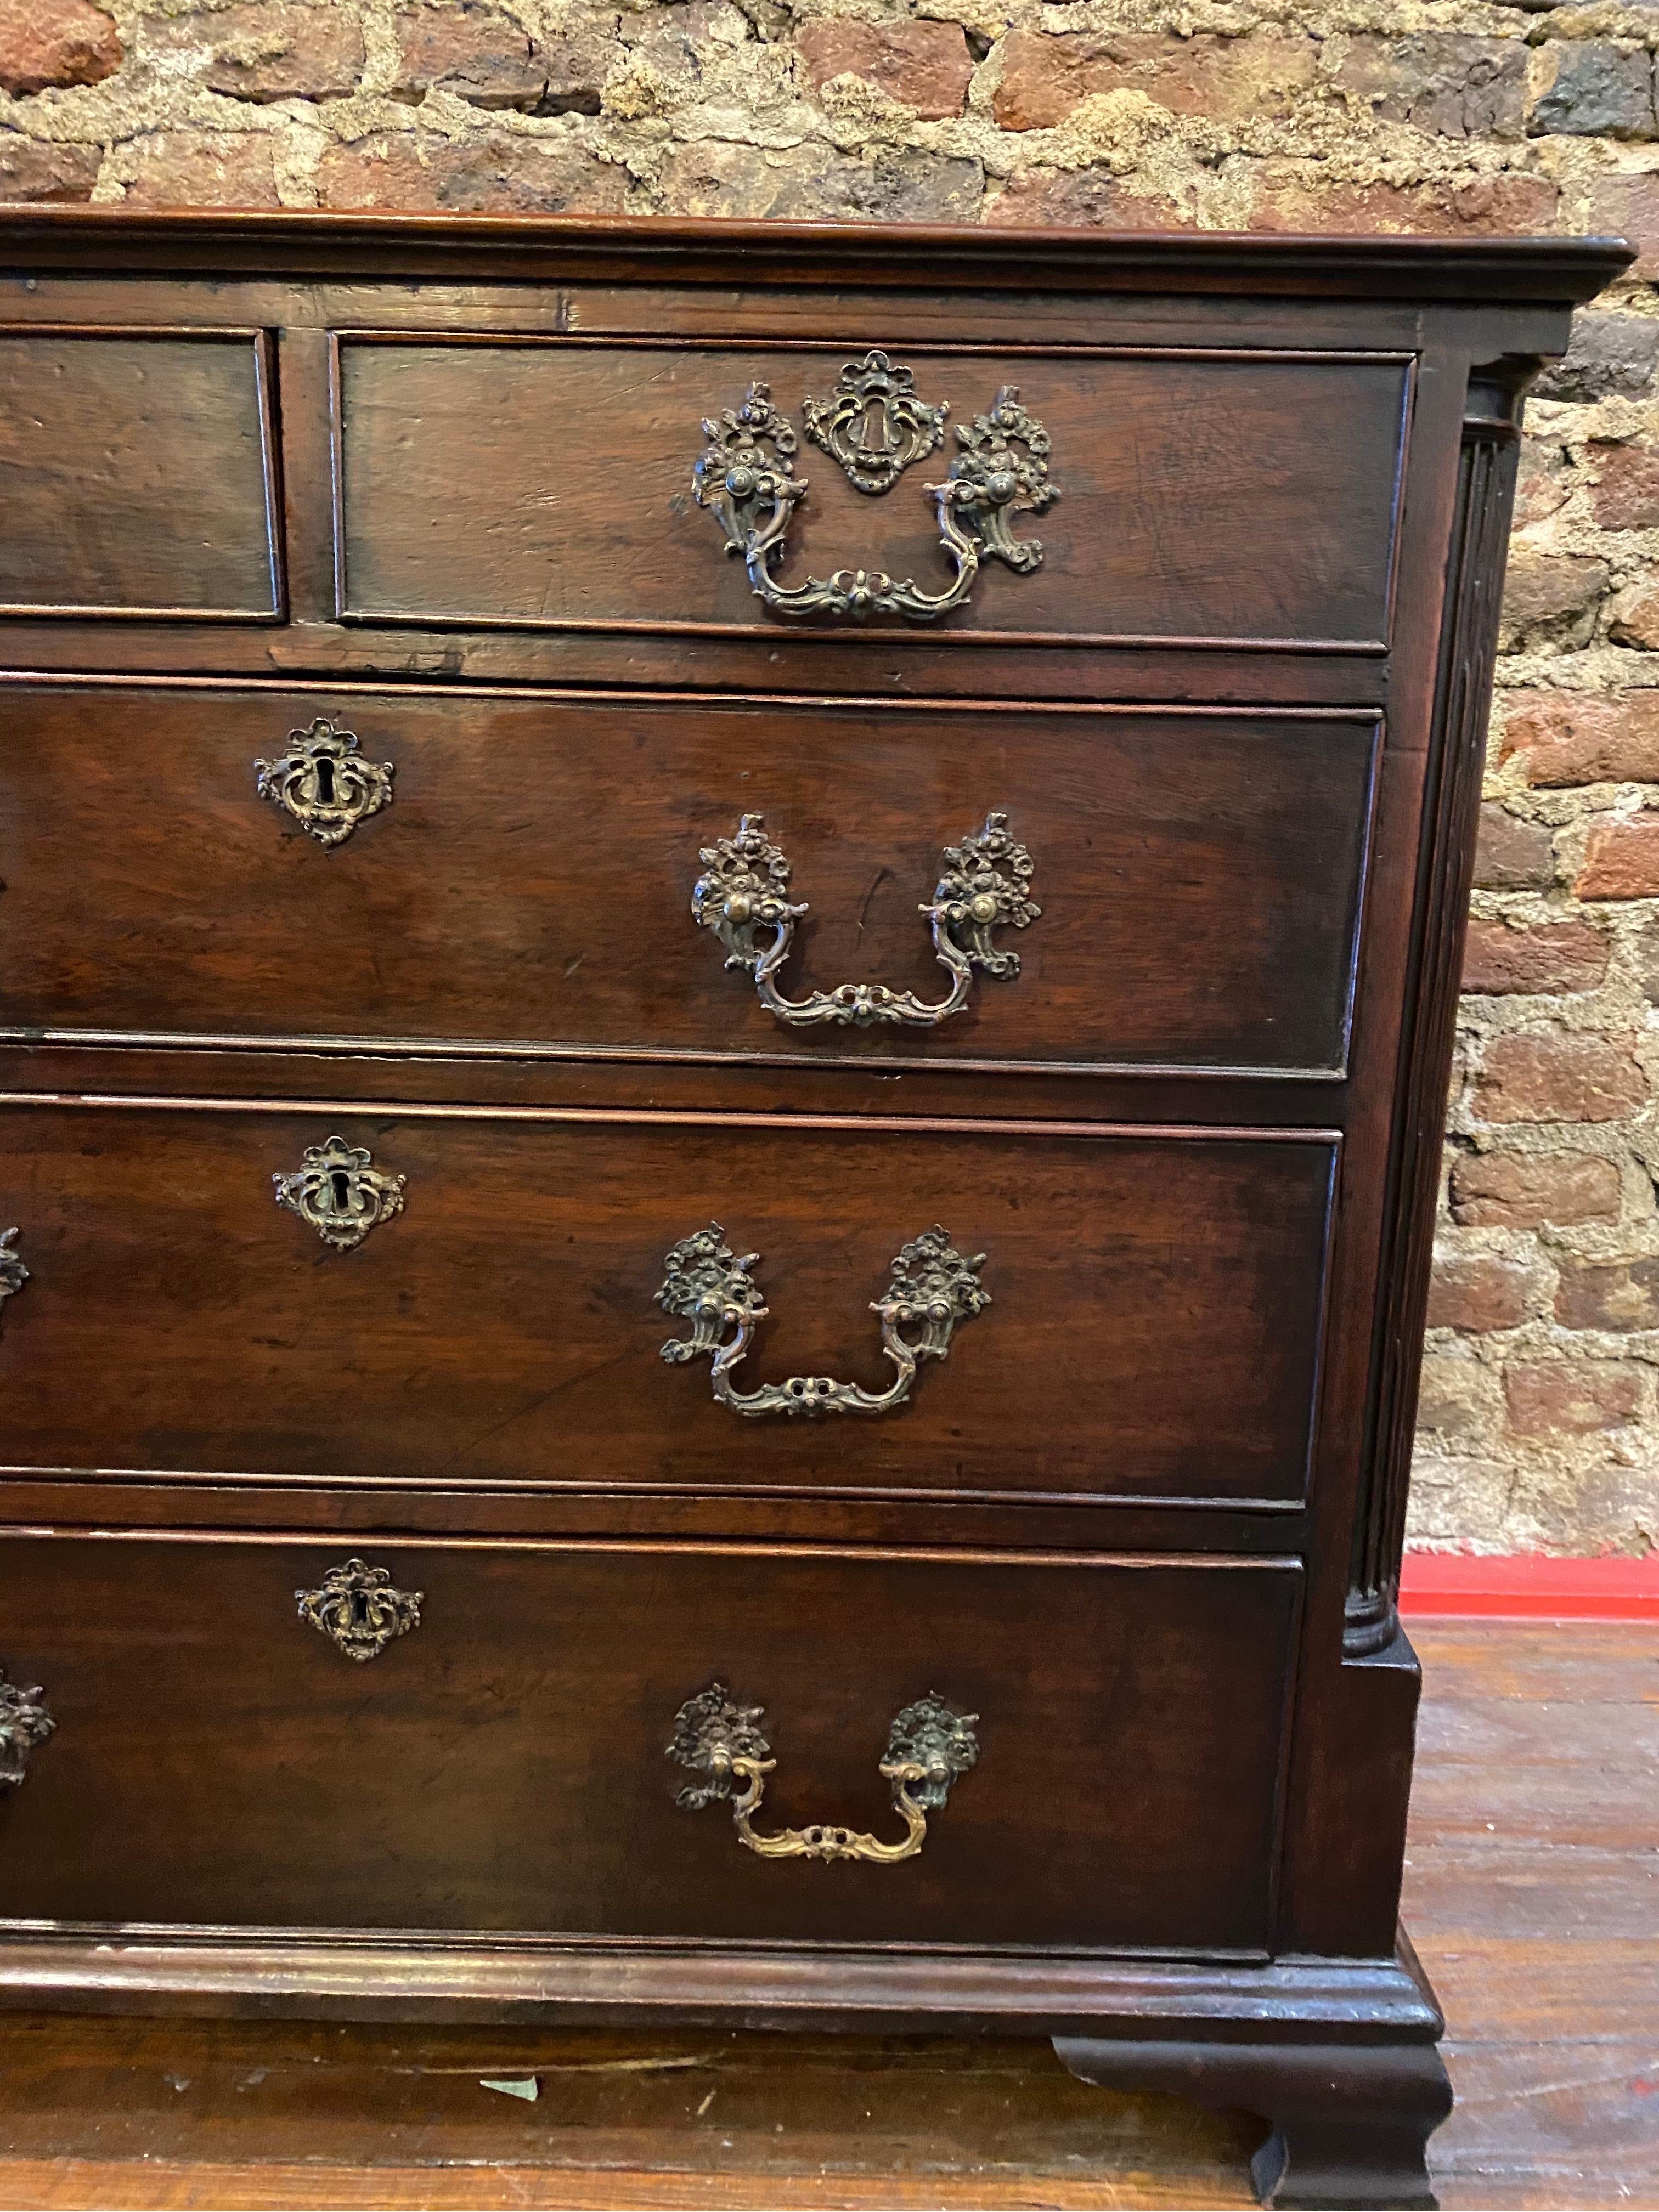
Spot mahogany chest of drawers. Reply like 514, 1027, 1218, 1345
0, 210, 1628, 2209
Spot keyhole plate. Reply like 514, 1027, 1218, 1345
253, 718, 394, 848
802, 351, 948, 496
272, 1135, 405, 1251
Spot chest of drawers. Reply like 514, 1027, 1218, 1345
0, 210, 1628, 2210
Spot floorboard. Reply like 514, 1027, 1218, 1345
0, 1620, 1650, 2211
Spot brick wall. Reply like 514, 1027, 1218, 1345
4, 0, 1658, 1558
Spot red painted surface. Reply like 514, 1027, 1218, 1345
1401, 1549, 1659, 1622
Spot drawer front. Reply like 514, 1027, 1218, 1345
0, 332, 280, 620
337, 338, 1409, 650
0, 684, 1377, 1079
0, 1106, 1334, 1504
0, 1535, 1299, 1951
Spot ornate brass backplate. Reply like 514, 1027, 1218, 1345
802, 350, 948, 495
0, 1668, 54, 1788
272, 1135, 405, 1251
692, 809, 1039, 1028
694, 376, 1058, 623
657, 1223, 988, 1418
254, 717, 394, 847
668, 1684, 979, 1864
295, 1558, 423, 1662
0, 1228, 26, 1327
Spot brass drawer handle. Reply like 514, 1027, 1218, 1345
669, 1684, 978, 1864
295, 1558, 423, 1662
255, 716, 394, 847
0, 1227, 26, 1331
657, 1223, 986, 1418
0, 1668, 53, 1789
693, 811, 1039, 1029
694, 368, 1058, 624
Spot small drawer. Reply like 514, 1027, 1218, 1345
0, 1102, 1335, 1507
0, 682, 1378, 1080
0, 1532, 1300, 1952
0, 331, 280, 621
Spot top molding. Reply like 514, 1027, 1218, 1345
0, 208, 1634, 303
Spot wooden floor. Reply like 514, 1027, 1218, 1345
0, 1620, 1651, 2211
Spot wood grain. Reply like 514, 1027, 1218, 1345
0, 684, 1377, 1078
337, 339, 1409, 647
0, 1105, 1334, 1501
0, 332, 279, 618
0, 1534, 1299, 1950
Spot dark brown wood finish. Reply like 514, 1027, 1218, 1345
0, 331, 281, 620
0, 211, 1633, 2212
0, 682, 1378, 1079
0, 1104, 1334, 1503
0, 1531, 1299, 1950
335, 338, 1409, 648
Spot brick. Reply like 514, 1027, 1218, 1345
1427, 1253, 1545, 1332
659, 138, 981, 222
1534, 312, 1659, 403
1577, 816, 1659, 898
1500, 691, 1659, 786
1448, 1151, 1622, 1228
1498, 550, 1609, 651
1636, 915, 1659, 996
796, 20, 972, 121
1462, 919, 1609, 994
1473, 802, 1555, 891
317, 131, 629, 214
1417, 1353, 1494, 1438
993, 28, 1317, 132
984, 169, 1190, 228
1610, 584, 1659, 652
392, 2, 550, 110
1555, 1253, 1659, 1330
1530, 42, 1656, 139
1248, 170, 1558, 236
1472, 1031, 1647, 1123
121, 131, 280, 209
1590, 440, 1659, 530
0, 0, 118, 94
0, 134, 99, 201
1514, 436, 1570, 527
1592, 170, 1659, 282
1504, 1359, 1644, 1435
147, 4, 362, 103
1336, 35, 1526, 139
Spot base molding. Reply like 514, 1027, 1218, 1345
1054, 2032, 1452, 2209
0, 1925, 1443, 2040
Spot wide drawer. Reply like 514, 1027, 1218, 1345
337, 338, 1409, 652
0, 1533, 1300, 1951
0, 683, 1378, 1079
0, 1105, 1334, 1506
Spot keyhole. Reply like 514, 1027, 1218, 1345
329, 1168, 352, 1214
314, 757, 336, 805
858, 398, 891, 455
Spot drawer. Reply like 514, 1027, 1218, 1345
0, 1534, 1300, 1951
0, 331, 281, 621
335, 337, 1409, 651
0, 683, 1378, 1079
0, 1105, 1334, 1506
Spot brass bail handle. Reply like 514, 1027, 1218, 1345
656, 1224, 989, 1419
668, 1685, 979, 1864
691, 810, 1040, 1031
692, 354, 1060, 626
